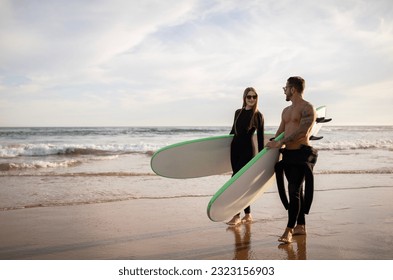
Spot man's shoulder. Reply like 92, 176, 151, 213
303, 100, 314, 109
282, 105, 292, 114
302, 101, 316, 115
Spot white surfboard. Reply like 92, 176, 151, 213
207, 106, 329, 222
151, 133, 274, 179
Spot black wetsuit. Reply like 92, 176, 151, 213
274, 145, 318, 228
230, 108, 264, 214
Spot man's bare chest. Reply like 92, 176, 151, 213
283, 109, 302, 125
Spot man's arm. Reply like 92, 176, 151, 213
275, 119, 285, 138
265, 111, 285, 148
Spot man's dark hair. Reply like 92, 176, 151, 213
287, 76, 305, 93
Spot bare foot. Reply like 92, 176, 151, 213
293, 224, 307, 236
226, 215, 241, 226
278, 227, 293, 243
241, 214, 253, 223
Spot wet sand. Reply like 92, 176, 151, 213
0, 174, 392, 260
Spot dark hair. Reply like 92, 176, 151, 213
287, 76, 305, 93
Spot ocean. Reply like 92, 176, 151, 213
1, 126, 392, 211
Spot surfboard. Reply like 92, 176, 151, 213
207, 106, 329, 222
151, 133, 274, 179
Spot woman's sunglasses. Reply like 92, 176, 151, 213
246, 95, 257, 100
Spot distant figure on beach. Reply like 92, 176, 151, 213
227, 87, 264, 226
266, 76, 318, 243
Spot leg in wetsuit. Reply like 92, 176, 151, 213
230, 138, 253, 215
277, 146, 316, 242
284, 164, 306, 228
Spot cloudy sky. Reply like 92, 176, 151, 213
1, 0, 392, 127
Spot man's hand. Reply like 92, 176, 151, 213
265, 140, 282, 149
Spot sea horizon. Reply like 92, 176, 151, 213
1, 124, 393, 128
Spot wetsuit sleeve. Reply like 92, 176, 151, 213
256, 112, 264, 152
230, 109, 241, 135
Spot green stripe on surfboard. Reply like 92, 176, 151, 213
206, 132, 284, 218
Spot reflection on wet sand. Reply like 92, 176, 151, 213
278, 235, 307, 260
227, 223, 254, 260
227, 222, 307, 260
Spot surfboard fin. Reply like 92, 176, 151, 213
310, 135, 323, 141
316, 117, 332, 123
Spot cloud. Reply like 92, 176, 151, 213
0, 0, 392, 126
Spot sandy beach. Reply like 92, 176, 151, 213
1, 126, 392, 260
1, 173, 392, 260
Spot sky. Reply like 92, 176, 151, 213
0, 0, 393, 127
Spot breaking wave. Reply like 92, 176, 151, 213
0, 143, 157, 158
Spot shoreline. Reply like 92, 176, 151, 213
1, 180, 392, 260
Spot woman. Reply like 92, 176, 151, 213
227, 87, 264, 226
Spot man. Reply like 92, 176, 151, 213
266, 76, 318, 243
